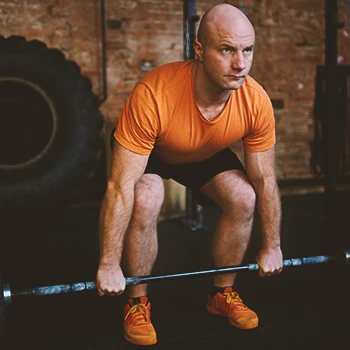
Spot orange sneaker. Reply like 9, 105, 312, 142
207, 287, 258, 330
123, 296, 157, 345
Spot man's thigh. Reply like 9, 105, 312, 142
110, 128, 246, 205
145, 148, 246, 206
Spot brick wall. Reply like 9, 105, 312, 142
1, 0, 349, 181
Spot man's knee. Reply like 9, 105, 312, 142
134, 174, 164, 216
236, 182, 256, 215
201, 170, 256, 214
224, 180, 256, 217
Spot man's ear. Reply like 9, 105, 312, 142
193, 40, 203, 61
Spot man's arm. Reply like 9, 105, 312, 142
96, 140, 149, 295
244, 147, 283, 277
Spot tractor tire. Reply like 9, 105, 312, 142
0, 35, 105, 216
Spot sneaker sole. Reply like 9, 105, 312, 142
228, 318, 258, 330
207, 305, 258, 330
124, 334, 157, 346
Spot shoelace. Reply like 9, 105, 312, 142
124, 303, 150, 326
224, 291, 248, 311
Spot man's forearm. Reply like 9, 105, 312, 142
255, 178, 281, 249
99, 181, 134, 266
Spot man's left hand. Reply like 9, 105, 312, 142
255, 246, 283, 277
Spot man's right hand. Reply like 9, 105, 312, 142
96, 264, 126, 296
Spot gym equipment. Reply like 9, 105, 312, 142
1, 248, 349, 305
0, 248, 349, 336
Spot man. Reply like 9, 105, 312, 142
96, 3, 283, 346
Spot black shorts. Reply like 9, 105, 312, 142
110, 129, 245, 205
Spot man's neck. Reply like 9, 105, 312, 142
194, 62, 232, 121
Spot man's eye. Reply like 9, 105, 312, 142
223, 48, 231, 53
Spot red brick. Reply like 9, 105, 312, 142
119, 0, 138, 10
2, 0, 350, 182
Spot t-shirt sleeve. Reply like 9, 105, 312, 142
242, 90, 276, 152
113, 83, 160, 155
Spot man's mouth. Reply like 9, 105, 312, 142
226, 75, 245, 80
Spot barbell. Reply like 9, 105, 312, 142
0, 248, 349, 336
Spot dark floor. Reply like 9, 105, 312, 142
1, 190, 350, 350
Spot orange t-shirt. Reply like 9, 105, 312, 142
114, 60, 276, 164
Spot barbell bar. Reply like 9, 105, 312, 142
1, 248, 349, 308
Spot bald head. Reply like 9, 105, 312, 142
197, 4, 255, 45
193, 4, 255, 95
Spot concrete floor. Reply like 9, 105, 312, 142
1, 190, 350, 349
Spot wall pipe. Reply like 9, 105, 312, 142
324, 0, 341, 224
99, 0, 108, 104
183, 0, 202, 231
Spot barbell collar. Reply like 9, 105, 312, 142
3, 284, 12, 307
342, 249, 350, 264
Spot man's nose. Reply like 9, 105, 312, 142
231, 52, 245, 71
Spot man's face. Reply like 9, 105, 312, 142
196, 21, 255, 91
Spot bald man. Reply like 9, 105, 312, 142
97, 3, 283, 346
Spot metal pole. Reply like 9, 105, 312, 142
324, 0, 341, 231
183, 0, 197, 61
99, 0, 108, 104
183, 0, 203, 231
5, 250, 347, 300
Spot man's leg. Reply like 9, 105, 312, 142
122, 173, 164, 345
200, 169, 259, 330
200, 169, 256, 287
123, 173, 164, 296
